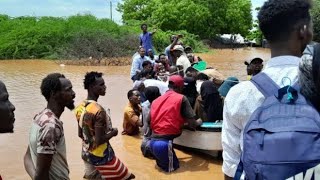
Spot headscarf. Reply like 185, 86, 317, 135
183, 77, 198, 108
218, 77, 239, 97
200, 81, 223, 121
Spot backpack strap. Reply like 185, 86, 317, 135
234, 160, 243, 180
251, 72, 280, 97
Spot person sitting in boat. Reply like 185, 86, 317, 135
194, 73, 210, 121
200, 80, 223, 122
154, 54, 170, 76
142, 69, 169, 95
185, 46, 202, 65
147, 49, 158, 63
183, 77, 198, 108
218, 77, 239, 100
130, 47, 152, 82
149, 75, 202, 172
168, 65, 184, 77
141, 86, 161, 158
122, 89, 143, 136
244, 57, 264, 80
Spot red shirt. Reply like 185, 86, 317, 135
151, 90, 185, 135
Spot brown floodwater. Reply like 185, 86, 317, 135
0, 48, 270, 180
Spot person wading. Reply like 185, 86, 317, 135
24, 73, 76, 180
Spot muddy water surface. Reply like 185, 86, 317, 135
0, 48, 270, 180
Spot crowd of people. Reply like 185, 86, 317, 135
1, 0, 320, 179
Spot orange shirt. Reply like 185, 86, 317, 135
122, 103, 141, 135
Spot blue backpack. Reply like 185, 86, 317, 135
234, 72, 320, 180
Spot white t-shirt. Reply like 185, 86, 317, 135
176, 54, 191, 72
143, 79, 169, 95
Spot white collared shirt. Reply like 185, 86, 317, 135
221, 56, 300, 177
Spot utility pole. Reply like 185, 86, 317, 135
110, 0, 113, 21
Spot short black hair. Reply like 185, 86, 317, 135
196, 73, 209, 81
140, 69, 155, 79
40, 73, 65, 101
141, 24, 147, 29
185, 67, 198, 74
258, 0, 311, 43
139, 46, 145, 52
142, 61, 152, 68
84, 71, 103, 90
158, 53, 166, 59
127, 89, 137, 99
145, 86, 161, 103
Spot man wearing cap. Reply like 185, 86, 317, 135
173, 45, 191, 74
244, 57, 264, 80
149, 75, 202, 173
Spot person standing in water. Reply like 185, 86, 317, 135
0, 80, 15, 133
74, 71, 135, 180
0, 80, 16, 179
24, 73, 76, 180
122, 89, 143, 136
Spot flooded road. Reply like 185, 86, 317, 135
0, 48, 270, 180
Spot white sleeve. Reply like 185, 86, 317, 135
221, 88, 243, 177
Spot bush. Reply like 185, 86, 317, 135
0, 14, 207, 60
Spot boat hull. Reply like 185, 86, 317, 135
173, 129, 222, 151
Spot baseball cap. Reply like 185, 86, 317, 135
169, 75, 184, 87
244, 57, 263, 66
172, 45, 184, 52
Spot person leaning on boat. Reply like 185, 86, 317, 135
149, 75, 202, 173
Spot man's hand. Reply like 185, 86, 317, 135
195, 118, 203, 127
152, 28, 157, 33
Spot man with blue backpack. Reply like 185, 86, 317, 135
222, 0, 314, 179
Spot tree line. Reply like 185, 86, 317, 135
1, 0, 320, 60
0, 14, 206, 60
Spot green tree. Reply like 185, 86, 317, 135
118, 0, 253, 38
117, 0, 155, 23
312, 0, 320, 42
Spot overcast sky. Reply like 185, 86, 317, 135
0, 0, 265, 24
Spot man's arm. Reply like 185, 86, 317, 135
34, 154, 53, 180
24, 146, 36, 179
78, 125, 83, 139
180, 96, 202, 129
221, 89, 242, 179
150, 29, 157, 36
130, 58, 141, 78
169, 34, 182, 51
127, 108, 143, 127
95, 111, 117, 146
